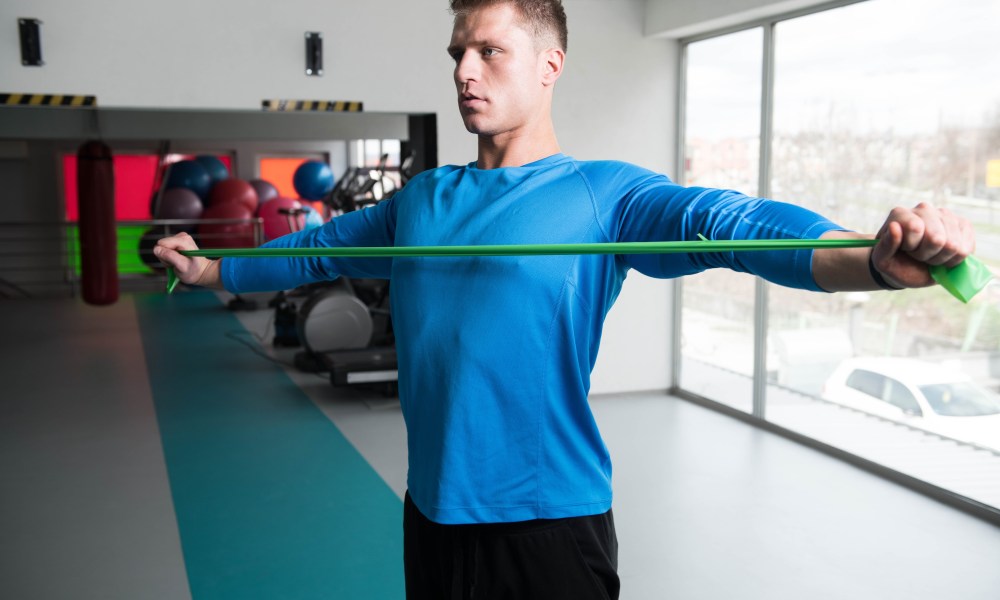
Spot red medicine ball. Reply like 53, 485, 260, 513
198, 202, 257, 248
208, 178, 259, 214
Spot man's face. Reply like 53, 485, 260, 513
447, 3, 551, 138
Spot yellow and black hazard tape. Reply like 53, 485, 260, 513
1, 93, 96, 107
261, 99, 363, 112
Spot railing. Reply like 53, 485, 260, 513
0, 218, 264, 298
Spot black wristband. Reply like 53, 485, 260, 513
868, 250, 903, 290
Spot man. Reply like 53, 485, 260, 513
155, 1, 975, 598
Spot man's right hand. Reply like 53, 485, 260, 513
153, 232, 223, 288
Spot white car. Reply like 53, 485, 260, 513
821, 357, 1000, 452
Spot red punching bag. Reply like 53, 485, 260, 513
77, 140, 118, 305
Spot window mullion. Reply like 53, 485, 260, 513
670, 41, 690, 393
752, 22, 777, 419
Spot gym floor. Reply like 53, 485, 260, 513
1, 291, 998, 599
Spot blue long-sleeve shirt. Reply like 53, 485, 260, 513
222, 154, 841, 524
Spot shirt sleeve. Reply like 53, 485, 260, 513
221, 195, 397, 293
592, 164, 844, 291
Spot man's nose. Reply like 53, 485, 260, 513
454, 52, 480, 85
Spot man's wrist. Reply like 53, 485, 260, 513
195, 258, 224, 289
868, 250, 903, 290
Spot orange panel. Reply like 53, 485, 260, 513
259, 157, 310, 199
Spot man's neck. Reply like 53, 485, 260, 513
476, 126, 561, 170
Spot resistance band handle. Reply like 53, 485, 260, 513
929, 257, 992, 304
166, 266, 179, 294
164, 239, 991, 303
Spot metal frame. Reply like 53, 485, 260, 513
677, 0, 870, 45
670, 0, 1000, 525
670, 41, 689, 391
751, 22, 776, 419
0, 106, 410, 142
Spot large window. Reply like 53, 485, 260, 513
678, 0, 1000, 515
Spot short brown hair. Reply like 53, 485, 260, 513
449, 0, 568, 52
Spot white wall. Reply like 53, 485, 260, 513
556, 0, 678, 394
644, 0, 835, 38
0, 0, 678, 394
0, 0, 472, 162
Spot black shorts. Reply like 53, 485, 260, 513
403, 492, 620, 600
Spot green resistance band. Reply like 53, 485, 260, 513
166, 237, 992, 303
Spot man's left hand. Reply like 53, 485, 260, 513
871, 201, 975, 289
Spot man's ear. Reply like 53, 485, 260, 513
540, 48, 565, 86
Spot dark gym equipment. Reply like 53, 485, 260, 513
258, 192, 399, 395
292, 277, 397, 396
326, 152, 412, 213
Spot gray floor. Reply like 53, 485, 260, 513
2, 292, 999, 599
0, 297, 190, 600
683, 359, 1000, 509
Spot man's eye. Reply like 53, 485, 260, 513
482, 48, 500, 57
